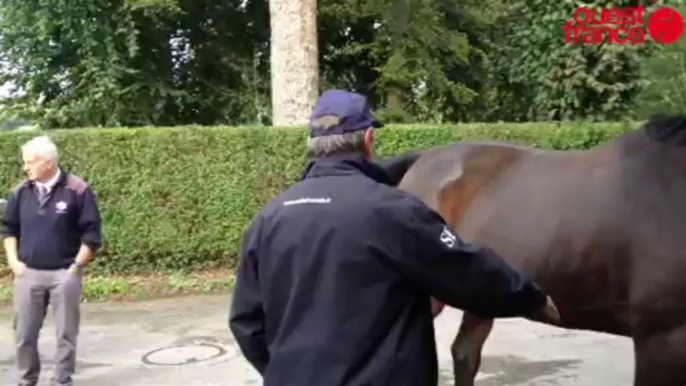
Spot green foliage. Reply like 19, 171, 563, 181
0, 0, 674, 126
634, 1, 686, 118
317, 0, 668, 123
485, 0, 662, 122
318, 0, 512, 123
0, 0, 269, 128
0, 123, 637, 274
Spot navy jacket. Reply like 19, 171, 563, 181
229, 155, 547, 386
1, 169, 102, 269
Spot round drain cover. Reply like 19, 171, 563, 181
142, 343, 227, 366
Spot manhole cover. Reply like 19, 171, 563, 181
142, 343, 227, 366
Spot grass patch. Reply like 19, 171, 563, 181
0, 268, 236, 305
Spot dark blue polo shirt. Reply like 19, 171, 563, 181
1, 168, 102, 269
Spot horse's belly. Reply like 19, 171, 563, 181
453, 173, 633, 335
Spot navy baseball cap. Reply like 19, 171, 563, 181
309, 89, 383, 138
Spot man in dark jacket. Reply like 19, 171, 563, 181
2, 135, 102, 386
229, 89, 558, 385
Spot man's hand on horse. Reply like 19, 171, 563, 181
526, 296, 561, 325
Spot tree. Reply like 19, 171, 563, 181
0, 0, 266, 128
269, 0, 319, 127
634, 0, 686, 118
317, 0, 511, 123
484, 0, 663, 122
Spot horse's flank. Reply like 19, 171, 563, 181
390, 116, 686, 384
398, 124, 686, 337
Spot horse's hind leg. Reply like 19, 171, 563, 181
451, 312, 493, 386
633, 324, 686, 386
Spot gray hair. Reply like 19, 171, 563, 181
307, 115, 368, 157
21, 135, 59, 163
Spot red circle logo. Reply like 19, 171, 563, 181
647, 7, 684, 44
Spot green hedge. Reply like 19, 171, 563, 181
0, 122, 638, 275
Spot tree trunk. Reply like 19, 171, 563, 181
385, 0, 410, 122
269, 0, 319, 127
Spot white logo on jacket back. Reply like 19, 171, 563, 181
283, 197, 332, 206
440, 226, 457, 248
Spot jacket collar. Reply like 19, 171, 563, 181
301, 154, 393, 185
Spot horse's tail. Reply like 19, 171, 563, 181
377, 150, 424, 187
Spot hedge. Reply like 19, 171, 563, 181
0, 121, 638, 275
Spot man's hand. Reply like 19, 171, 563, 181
10, 260, 26, 277
67, 262, 84, 277
526, 296, 561, 325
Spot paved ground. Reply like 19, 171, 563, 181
0, 294, 634, 385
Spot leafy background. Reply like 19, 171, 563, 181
0, 0, 683, 129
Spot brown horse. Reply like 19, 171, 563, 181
379, 115, 686, 386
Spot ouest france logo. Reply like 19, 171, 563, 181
564, 4, 684, 45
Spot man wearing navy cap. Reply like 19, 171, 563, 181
229, 89, 558, 385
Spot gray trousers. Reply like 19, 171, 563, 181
12, 267, 82, 386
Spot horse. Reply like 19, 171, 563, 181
377, 114, 686, 386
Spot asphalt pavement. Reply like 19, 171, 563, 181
0, 294, 634, 385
